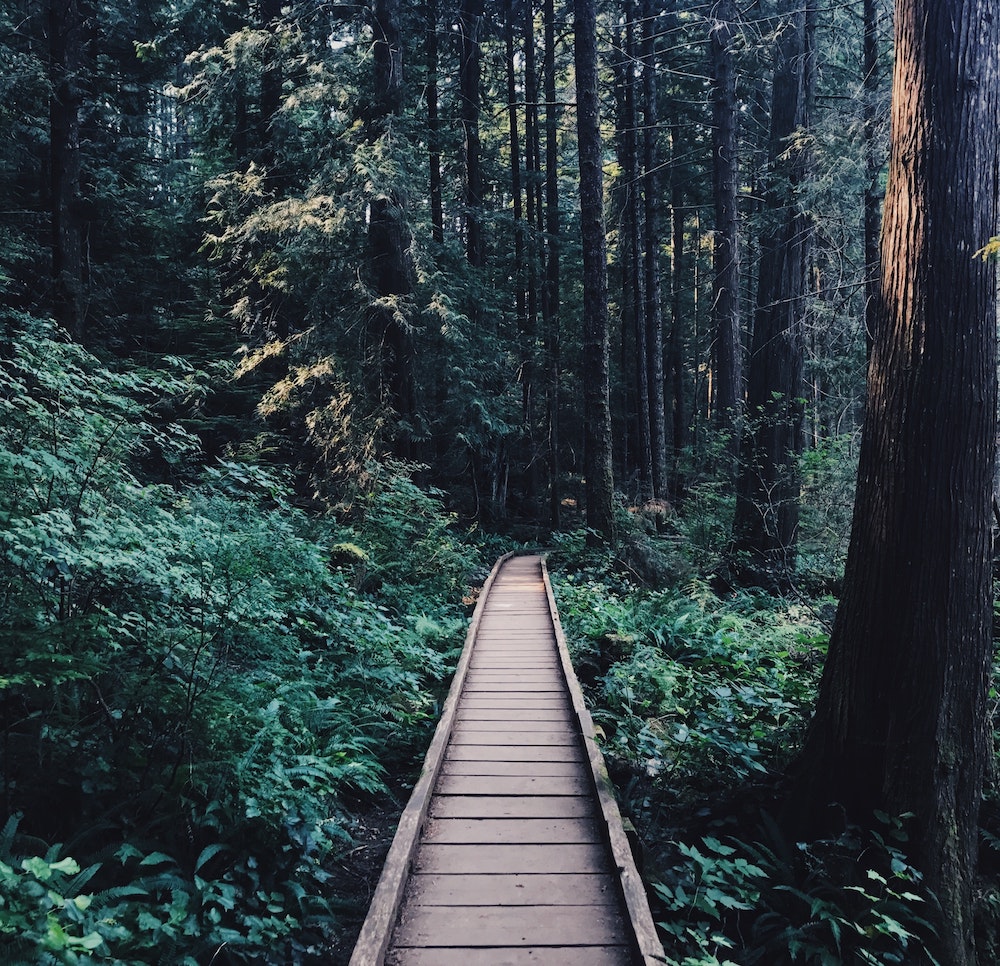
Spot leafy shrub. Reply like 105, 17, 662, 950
550, 547, 939, 966
652, 817, 939, 966
553, 570, 825, 789
0, 317, 478, 960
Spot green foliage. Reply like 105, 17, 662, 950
797, 434, 860, 583
651, 817, 939, 966
0, 317, 479, 959
549, 541, 938, 966
553, 567, 825, 788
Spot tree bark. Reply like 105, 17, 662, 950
426, 0, 444, 245
574, 0, 614, 541
368, 0, 416, 448
48, 0, 86, 339
542, 0, 562, 528
794, 2, 1000, 962
709, 0, 742, 440
459, 0, 484, 267
730, 0, 812, 583
641, 0, 668, 502
615, 0, 652, 501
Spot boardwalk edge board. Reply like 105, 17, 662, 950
348, 552, 519, 966
540, 556, 666, 966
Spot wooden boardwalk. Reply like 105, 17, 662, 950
350, 554, 664, 965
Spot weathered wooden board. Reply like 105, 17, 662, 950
455, 707, 571, 721
393, 905, 627, 947
449, 729, 577, 746
462, 680, 565, 692
404, 872, 618, 907
415, 843, 612, 876
385, 946, 633, 966
465, 668, 563, 677
468, 659, 560, 668
440, 760, 583, 778
457, 695, 569, 708
430, 795, 595, 820
444, 745, 583, 763
423, 817, 599, 844
435, 774, 592, 796
452, 723, 574, 736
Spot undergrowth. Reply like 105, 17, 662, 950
549, 530, 941, 966
0, 317, 486, 962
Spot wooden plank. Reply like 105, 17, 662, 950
430, 795, 595, 820
455, 707, 571, 721
456, 715, 576, 744
464, 673, 566, 685
462, 680, 565, 692
440, 760, 584, 778
450, 729, 577, 746
468, 663, 562, 685
404, 872, 620, 907
472, 636, 557, 644
393, 904, 627, 948
385, 946, 633, 966
457, 696, 570, 709
424, 817, 599, 844
468, 657, 559, 666
452, 721, 576, 735
415, 843, 611, 875
435, 774, 592, 798
444, 746, 583, 763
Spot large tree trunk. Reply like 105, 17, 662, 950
615, 0, 652, 501
426, 0, 444, 245
730, 0, 812, 584
641, 0, 668, 502
48, 0, 86, 339
793, 2, 1000, 962
667, 113, 687, 498
542, 0, 562, 528
459, 0, 484, 267
574, 0, 614, 541
506, 0, 529, 421
368, 0, 416, 450
709, 0, 742, 440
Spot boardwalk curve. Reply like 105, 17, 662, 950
350, 554, 664, 965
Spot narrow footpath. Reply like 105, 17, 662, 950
350, 554, 664, 965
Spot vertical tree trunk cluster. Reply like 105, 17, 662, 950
459, 0, 484, 268
613, 1, 654, 502
574, 0, 614, 540
731, 0, 813, 584
861, 0, 883, 356
795, 1, 1000, 961
426, 0, 445, 245
709, 0, 742, 441
641, 0, 670, 503
542, 0, 563, 528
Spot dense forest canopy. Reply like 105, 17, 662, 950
2, 0, 999, 963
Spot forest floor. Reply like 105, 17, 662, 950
324, 794, 404, 964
